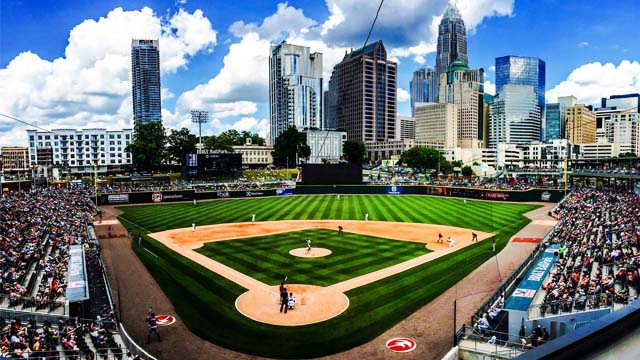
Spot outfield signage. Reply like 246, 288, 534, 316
386, 338, 416, 353
386, 186, 402, 195
505, 244, 559, 311
276, 188, 294, 196
66, 245, 89, 303
107, 194, 129, 204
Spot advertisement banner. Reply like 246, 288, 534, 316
276, 188, 294, 196
386, 185, 403, 195
107, 194, 129, 204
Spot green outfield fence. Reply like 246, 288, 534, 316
96, 185, 566, 205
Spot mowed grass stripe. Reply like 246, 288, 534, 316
196, 229, 430, 286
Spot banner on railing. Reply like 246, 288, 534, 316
66, 245, 89, 302
276, 188, 294, 196
505, 244, 559, 311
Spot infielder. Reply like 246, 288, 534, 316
365, 212, 369, 221
192, 223, 196, 232
252, 214, 256, 222
306, 239, 312, 253
448, 236, 455, 248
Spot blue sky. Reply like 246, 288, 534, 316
1, 0, 639, 145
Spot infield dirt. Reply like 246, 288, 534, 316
148, 220, 491, 326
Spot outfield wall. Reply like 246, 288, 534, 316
96, 186, 564, 205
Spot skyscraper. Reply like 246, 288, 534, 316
435, 2, 468, 101
269, 42, 323, 144
495, 56, 546, 120
489, 84, 541, 148
491, 56, 545, 146
131, 39, 161, 124
410, 67, 437, 116
327, 41, 396, 142
438, 59, 485, 148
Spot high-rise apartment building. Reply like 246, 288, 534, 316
269, 42, 323, 144
410, 67, 438, 116
566, 104, 597, 144
414, 102, 457, 148
488, 84, 541, 148
438, 59, 484, 148
131, 39, 161, 124
435, 2, 468, 101
327, 41, 396, 142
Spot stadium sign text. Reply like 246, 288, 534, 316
246, 191, 264, 197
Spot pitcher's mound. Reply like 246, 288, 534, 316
289, 248, 332, 257
235, 284, 349, 326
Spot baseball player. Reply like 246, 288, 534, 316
306, 239, 312, 253
365, 213, 369, 221
192, 223, 196, 232
252, 214, 256, 222
448, 236, 455, 248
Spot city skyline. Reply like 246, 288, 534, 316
1, 0, 639, 146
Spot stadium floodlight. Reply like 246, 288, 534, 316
190, 110, 210, 149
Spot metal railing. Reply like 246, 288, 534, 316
0, 294, 67, 316
527, 293, 614, 319
118, 322, 158, 360
457, 327, 525, 359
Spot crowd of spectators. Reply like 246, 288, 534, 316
571, 164, 640, 176
538, 187, 640, 317
97, 179, 295, 194
0, 188, 95, 312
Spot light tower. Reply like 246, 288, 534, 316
190, 110, 209, 149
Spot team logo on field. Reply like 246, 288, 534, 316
386, 338, 416, 353
151, 192, 162, 203
155, 315, 176, 326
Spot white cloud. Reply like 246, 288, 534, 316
413, 55, 426, 64
229, 2, 316, 41
397, 88, 410, 102
177, 32, 270, 104
0, 7, 217, 146
546, 60, 640, 105
578, 41, 590, 48
484, 80, 496, 95
488, 65, 495, 72
210, 117, 269, 138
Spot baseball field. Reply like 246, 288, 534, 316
117, 194, 538, 358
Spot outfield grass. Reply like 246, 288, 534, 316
196, 229, 431, 287
119, 195, 538, 358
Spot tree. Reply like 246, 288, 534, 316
343, 140, 366, 164
126, 122, 166, 171
461, 165, 474, 177
240, 131, 266, 146
271, 126, 311, 167
166, 128, 198, 165
399, 146, 450, 173
452, 160, 463, 168
618, 152, 637, 158
203, 135, 234, 152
